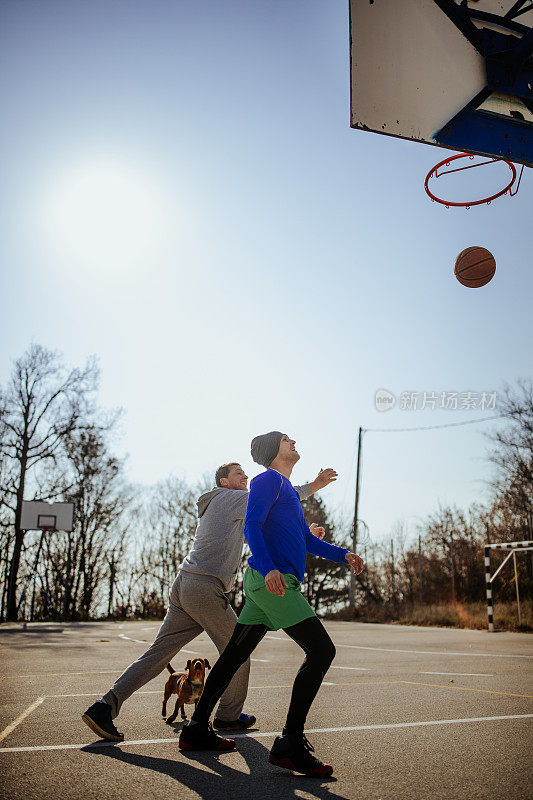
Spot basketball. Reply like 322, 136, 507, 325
454, 247, 496, 288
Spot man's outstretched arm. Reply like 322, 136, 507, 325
294, 468, 338, 501
304, 528, 350, 562
305, 530, 365, 575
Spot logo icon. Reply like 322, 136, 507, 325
375, 389, 396, 412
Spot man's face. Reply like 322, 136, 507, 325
276, 434, 300, 464
220, 464, 248, 490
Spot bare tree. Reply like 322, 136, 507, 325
135, 476, 197, 614
0, 391, 17, 619
485, 378, 533, 526
59, 426, 131, 619
0, 344, 98, 620
301, 495, 351, 614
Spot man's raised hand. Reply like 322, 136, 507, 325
265, 569, 288, 596
309, 522, 325, 539
345, 552, 365, 575
311, 468, 338, 492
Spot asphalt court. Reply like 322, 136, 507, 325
1, 620, 532, 800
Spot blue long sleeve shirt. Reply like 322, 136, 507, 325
244, 469, 349, 582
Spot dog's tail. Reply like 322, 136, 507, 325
166, 663, 175, 674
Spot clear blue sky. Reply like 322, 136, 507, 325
1, 0, 531, 547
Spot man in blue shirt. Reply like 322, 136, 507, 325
179, 431, 364, 778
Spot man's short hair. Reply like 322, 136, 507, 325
215, 462, 240, 487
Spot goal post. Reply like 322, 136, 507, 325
484, 541, 533, 632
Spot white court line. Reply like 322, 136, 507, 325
19, 671, 120, 678
265, 635, 284, 640
250, 658, 270, 662
25, 643, 71, 646
337, 645, 533, 659
118, 635, 146, 644
421, 672, 495, 677
0, 698, 45, 744
330, 666, 371, 671
1, 714, 531, 754
181, 650, 199, 655
46, 680, 327, 698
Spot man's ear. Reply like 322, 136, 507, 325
204, 659, 211, 669
219, 478, 228, 488
185, 659, 191, 670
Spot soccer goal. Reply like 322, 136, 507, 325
484, 541, 533, 632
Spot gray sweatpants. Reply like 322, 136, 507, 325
102, 570, 250, 721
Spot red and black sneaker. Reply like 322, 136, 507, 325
268, 733, 333, 778
178, 722, 236, 752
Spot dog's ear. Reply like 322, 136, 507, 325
204, 659, 211, 669
185, 659, 191, 670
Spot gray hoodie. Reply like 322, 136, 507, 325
179, 481, 313, 592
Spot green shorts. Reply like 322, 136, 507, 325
237, 566, 317, 631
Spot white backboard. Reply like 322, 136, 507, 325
350, 0, 533, 166
20, 501, 74, 532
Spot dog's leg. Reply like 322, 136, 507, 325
166, 698, 181, 725
162, 680, 173, 717
180, 701, 187, 720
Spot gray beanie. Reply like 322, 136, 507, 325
250, 431, 284, 468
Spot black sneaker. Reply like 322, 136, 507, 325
268, 733, 333, 777
213, 713, 256, 730
178, 722, 236, 751
82, 701, 124, 742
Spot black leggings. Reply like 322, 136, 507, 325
192, 616, 336, 735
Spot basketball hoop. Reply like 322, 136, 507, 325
424, 153, 526, 209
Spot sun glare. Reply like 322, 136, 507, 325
44, 159, 166, 272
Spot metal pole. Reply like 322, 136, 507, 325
513, 551, 521, 627
484, 546, 494, 632
528, 513, 533, 577
418, 534, 423, 605
16, 530, 45, 617
485, 522, 491, 545
349, 427, 363, 608
450, 533, 455, 604
390, 538, 395, 602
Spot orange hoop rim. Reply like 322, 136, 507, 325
424, 153, 517, 208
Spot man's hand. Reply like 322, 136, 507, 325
310, 468, 338, 493
345, 552, 364, 575
265, 569, 288, 596
309, 522, 325, 539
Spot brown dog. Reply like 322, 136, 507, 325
162, 658, 211, 724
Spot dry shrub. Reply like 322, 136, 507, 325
326, 600, 532, 632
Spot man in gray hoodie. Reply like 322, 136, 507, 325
81, 461, 337, 741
